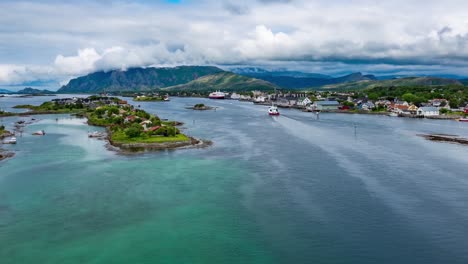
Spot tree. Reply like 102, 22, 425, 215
440, 108, 449, 114
124, 124, 143, 138
367, 93, 379, 101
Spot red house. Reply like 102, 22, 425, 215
464, 105, 468, 114
148, 126, 161, 132
339, 105, 350, 110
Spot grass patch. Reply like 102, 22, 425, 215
111, 130, 190, 144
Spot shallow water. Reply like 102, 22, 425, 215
1, 97, 468, 263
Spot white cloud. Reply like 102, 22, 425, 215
54, 48, 101, 75
2, 0, 468, 86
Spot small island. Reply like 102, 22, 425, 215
0, 125, 15, 161
0, 125, 14, 139
134, 94, 170, 102
187, 103, 215, 110
9, 96, 207, 152
419, 134, 468, 145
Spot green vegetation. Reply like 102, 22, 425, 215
323, 77, 463, 91
163, 72, 277, 92
134, 95, 165, 101
0, 125, 13, 138
86, 105, 188, 145
58, 66, 224, 93
12, 101, 86, 113
355, 86, 468, 107
0, 110, 14, 117
111, 131, 189, 144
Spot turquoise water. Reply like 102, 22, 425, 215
1, 97, 468, 263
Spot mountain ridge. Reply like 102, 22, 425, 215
162, 72, 278, 92
58, 66, 224, 93
322, 76, 464, 90
232, 68, 376, 89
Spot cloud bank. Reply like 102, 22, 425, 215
1, 0, 468, 87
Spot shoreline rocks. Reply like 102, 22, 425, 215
418, 134, 468, 145
107, 136, 212, 153
0, 150, 15, 161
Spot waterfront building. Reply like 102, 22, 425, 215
417, 107, 440, 117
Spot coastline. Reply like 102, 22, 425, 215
0, 150, 15, 161
107, 135, 212, 153
418, 134, 468, 145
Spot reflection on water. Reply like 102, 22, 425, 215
1, 96, 468, 264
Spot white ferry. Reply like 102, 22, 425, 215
208, 91, 225, 99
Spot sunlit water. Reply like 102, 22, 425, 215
1, 96, 468, 264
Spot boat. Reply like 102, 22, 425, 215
388, 112, 398, 117
457, 118, 468, 122
268, 87, 280, 116
268, 105, 280, 116
32, 130, 45, 136
208, 91, 225, 99
3, 137, 16, 144
88, 131, 104, 138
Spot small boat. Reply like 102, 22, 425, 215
3, 137, 16, 144
457, 118, 468, 122
208, 91, 225, 99
388, 112, 398, 117
268, 105, 280, 116
88, 131, 104, 138
33, 130, 45, 136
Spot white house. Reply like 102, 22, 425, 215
254, 96, 267, 103
417, 107, 439, 117
230, 93, 241, 100
297, 97, 312, 106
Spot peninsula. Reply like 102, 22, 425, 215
10, 96, 206, 151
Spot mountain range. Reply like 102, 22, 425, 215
322, 77, 463, 90
59, 66, 224, 93
17, 87, 56, 94
56, 66, 468, 94
231, 68, 377, 89
0, 89, 13, 94
162, 72, 277, 92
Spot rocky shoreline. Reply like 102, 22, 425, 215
418, 134, 468, 145
107, 135, 212, 153
0, 150, 15, 161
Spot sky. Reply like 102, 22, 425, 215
1, 0, 468, 89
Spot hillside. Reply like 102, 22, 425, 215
162, 72, 278, 92
17, 87, 56, 94
322, 76, 464, 90
233, 68, 376, 89
0, 89, 12, 94
58, 66, 224, 93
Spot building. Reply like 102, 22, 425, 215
230, 93, 241, 100
297, 97, 312, 107
254, 96, 267, 103
314, 100, 340, 111
408, 104, 418, 114
417, 107, 439, 117
360, 102, 375, 111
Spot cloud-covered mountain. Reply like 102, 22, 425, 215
58, 66, 224, 93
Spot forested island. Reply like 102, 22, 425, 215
9, 96, 206, 151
